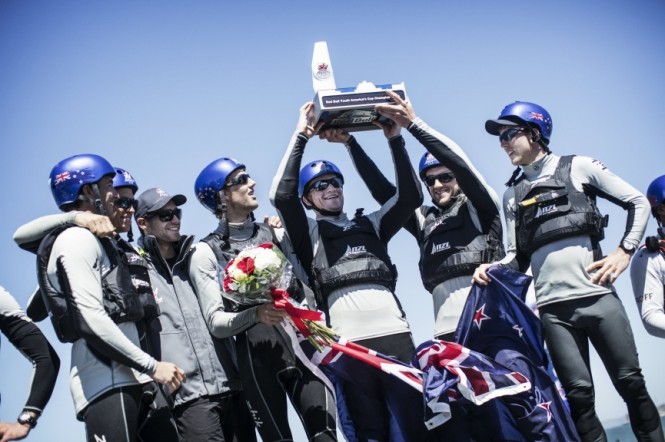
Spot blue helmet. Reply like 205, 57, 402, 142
113, 167, 138, 192
195, 157, 245, 213
485, 101, 553, 144
418, 152, 441, 179
298, 160, 344, 197
49, 154, 116, 208
647, 175, 665, 216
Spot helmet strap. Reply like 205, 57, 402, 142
214, 190, 230, 242
90, 183, 107, 216
78, 183, 107, 215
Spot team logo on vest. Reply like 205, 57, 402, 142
342, 221, 359, 232
345, 245, 366, 255
535, 204, 558, 218
426, 214, 450, 235
430, 241, 451, 254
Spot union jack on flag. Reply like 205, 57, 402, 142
528, 112, 544, 121
54, 171, 71, 184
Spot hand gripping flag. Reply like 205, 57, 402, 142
454, 265, 580, 442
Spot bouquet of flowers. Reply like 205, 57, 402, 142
221, 243, 288, 305
221, 242, 337, 350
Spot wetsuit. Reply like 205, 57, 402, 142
44, 227, 169, 442
190, 219, 337, 442
270, 131, 428, 441
348, 118, 504, 340
14, 214, 179, 442
500, 153, 663, 442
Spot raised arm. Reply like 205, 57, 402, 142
407, 119, 501, 220
270, 102, 320, 272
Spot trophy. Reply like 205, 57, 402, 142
311, 41, 406, 132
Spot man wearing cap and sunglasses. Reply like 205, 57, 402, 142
134, 187, 255, 442
473, 102, 663, 441
271, 102, 428, 441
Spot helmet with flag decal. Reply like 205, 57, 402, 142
195, 157, 246, 213
113, 167, 139, 192
49, 154, 116, 209
298, 160, 344, 197
485, 101, 553, 145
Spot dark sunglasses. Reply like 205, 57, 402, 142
147, 208, 182, 222
499, 127, 527, 143
308, 177, 343, 192
424, 172, 455, 187
225, 173, 251, 188
115, 197, 138, 210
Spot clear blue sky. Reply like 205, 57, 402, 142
1, 1, 664, 440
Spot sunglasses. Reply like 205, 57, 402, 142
226, 173, 251, 188
115, 197, 138, 210
146, 208, 182, 222
499, 127, 527, 143
308, 177, 343, 192
424, 172, 455, 187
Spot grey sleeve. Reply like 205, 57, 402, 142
52, 228, 156, 373
630, 250, 665, 338
188, 242, 258, 338
13, 212, 79, 252
573, 156, 650, 249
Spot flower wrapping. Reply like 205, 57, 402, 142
221, 243, 289, 305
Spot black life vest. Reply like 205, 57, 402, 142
36, 225, 157, 343
312, 215, 397, 300
513, 155, 608, 256
418, 201, 505, 292
202, 223, 304, 310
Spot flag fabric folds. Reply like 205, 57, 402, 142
454, 265, 580, 442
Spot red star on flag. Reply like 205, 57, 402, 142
537, 401, 553, 422
473, 304, 491, 329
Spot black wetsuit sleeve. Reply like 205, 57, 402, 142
375, 135, 423, 242
407, 120, 500, 228
346, 136, 419, 239
270, 133, 316, 274
1, 306, 60, 412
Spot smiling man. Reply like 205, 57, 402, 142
321, 92, 506, 343
135, 188, 247, 442
271, 102, 427, 441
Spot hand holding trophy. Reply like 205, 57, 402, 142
310, 41, 407, 133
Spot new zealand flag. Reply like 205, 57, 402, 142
454, 266, 580, 442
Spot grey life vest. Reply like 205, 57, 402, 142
513, 155, 608, 256
36, 225, 157, 343
312, 215, 397, 301
418, 202, 505, 292
202, 223, 304, 310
